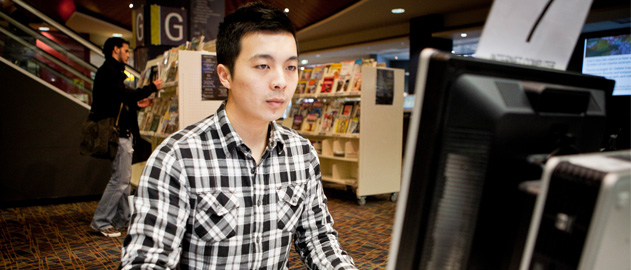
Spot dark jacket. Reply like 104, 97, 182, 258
90, 57, 157, 140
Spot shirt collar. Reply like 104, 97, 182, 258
214, 102, 286, 158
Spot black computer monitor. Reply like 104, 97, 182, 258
387, 49, 614, 270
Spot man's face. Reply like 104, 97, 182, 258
222, 32, 298, 124
113, 43, 130, 64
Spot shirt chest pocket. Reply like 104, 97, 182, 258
193, 190, 239, 243
276, 182, 307, 232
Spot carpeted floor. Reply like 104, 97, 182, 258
0, 185, 396, 269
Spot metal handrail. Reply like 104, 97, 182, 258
0, 24, 94, 84
0, 10, 97, 73
11, 0, 141, 78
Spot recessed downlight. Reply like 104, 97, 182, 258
391, 8, 405, 14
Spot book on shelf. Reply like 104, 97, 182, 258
347, 118, 359, 134
292, 115, 303, 130
141, 112, 153, 131
164, 98, 179, 134
300, 68, 312, 81
159, 48, 179, 83
319, 100, 343, 133
306, 79, 318, 94
149, 117, 161, 132
150, 65, 159, 82
190, 35, 205, 51
137, 111, 145, 128
296, 80, 308, 94
302, 113, 320, 132
311, 65, 325, 81
301, 101, 323, 132
321, 77, 335, 93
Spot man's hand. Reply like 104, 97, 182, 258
137, 98, 152, 108
153, 78, 162, 90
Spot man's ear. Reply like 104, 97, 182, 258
112, 46, 119, 58
217, 64, 232, 89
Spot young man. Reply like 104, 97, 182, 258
90, 37, 161, 237
121, 2, 357, 269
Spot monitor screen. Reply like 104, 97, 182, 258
581, 33, 631, 96
388, 49, 614, 270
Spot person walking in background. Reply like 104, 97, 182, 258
121, 2, 357, 269
90, 37, 161, 237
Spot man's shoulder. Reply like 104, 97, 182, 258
155, 115, 218, 152
273, 122, 311, 146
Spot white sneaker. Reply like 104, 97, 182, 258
93, 225, 122, 237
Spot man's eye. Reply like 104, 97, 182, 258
286, 66, 297, 71
256, 65, 270, 70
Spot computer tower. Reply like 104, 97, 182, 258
520, 150, 631, 270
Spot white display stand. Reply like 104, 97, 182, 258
294, 66, 404, 205
139, 50, 224, 148
177, 50, 223, 128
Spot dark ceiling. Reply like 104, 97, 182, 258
24, 0, 360, 32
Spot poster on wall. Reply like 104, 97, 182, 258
190, 0, 224, 40
375, 69, 394, 105
201, 55, 228, 100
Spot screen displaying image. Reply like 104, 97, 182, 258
582, 34, 631, 96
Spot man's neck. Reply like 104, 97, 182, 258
225, 103, 270, 164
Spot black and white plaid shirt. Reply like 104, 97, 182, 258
121, 103, 356, 269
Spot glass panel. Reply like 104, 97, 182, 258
0, 0, 140, 106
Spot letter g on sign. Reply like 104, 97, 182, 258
165, 13, 184, 42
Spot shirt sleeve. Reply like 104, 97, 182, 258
121, 142, 190, 269
123, 83, 157, 107
293, 145, 357, 270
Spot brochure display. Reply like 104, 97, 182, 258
137, 50, 223, 149
288, 65, 404, 205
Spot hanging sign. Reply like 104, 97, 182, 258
132, 7, 145, 47
150, 5, 188, 46
476, 0, 593, 70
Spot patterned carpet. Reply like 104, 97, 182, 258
0, 185, 396, 269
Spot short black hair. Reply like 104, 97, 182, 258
216, 2, 296, 75
102, 37, 129, 57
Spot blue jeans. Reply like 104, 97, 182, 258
92, 137, 133, 230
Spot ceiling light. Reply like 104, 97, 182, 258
301, 59, 308, 65
460, 33, 468, 38
39, 26, 50, 31
395, 56, 399, 60
129, 3, 133, 8
391, 8, 405, 14
113, 33, 123, 37
284, 8, 289, 13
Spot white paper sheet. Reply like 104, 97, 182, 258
476, 0, 593, 70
